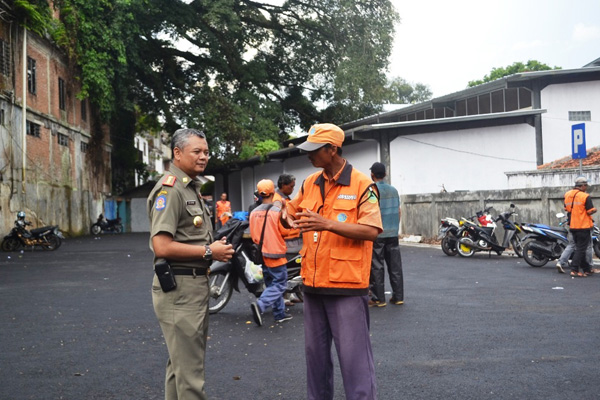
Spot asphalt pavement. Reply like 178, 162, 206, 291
1, 233, 599, 400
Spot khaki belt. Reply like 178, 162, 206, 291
172, 267, 210, 277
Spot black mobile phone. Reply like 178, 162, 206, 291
154, 260, 177, 292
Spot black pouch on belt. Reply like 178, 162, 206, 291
154, 259, 177, 292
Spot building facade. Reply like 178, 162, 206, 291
0, 16, 111, 235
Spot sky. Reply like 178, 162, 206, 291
388, 0, 600, 98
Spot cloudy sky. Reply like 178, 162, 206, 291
389, 0, 600, 97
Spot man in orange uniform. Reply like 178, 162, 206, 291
215, 192, 231, 229
564, 177, 597, 277
249, 179, 292, 326
282, 123, 382, 400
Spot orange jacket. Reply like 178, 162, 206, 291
249, 203, 287, 268
288, 162, 382, 295
216, 200, 231, 224
564, 189, 596, 229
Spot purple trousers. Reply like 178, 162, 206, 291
304, 293, 377, 400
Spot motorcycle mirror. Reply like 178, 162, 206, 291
556, 212, 565, 218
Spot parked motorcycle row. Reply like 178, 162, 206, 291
438, 203, 600, 268
1, 211, 65, 252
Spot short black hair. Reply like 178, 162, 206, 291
277, 174, 295, 189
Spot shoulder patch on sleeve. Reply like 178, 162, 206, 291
367, 187, 379, 204
155, 195, 167, 211
163, 175, 176, 187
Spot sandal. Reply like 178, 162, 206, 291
583, 272, 593, 277
570, 271, 584, 277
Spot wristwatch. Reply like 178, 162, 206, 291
203, 245, 212, 261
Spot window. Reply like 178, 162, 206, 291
81, 99, 87, 122
26, 121, 41, 138
27, 57, 36, 94
58, 78, 66, 110
0, 39, 10, 76
569, 111, 591, 121
0, 109, 4, 126
58, 133, 69, 147
80, 141, 88, 153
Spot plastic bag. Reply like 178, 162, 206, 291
242, 250, 263, 284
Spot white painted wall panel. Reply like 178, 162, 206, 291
390, 124, 537, 194
541, 81, 600, 163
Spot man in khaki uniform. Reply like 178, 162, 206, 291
148, 128, 234, 400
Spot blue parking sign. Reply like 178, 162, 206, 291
572, 123, 586, 159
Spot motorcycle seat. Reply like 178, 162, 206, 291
30, 226, 52, 235
548, 226, 568, 234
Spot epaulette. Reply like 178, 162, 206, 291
162, 175, 177, 187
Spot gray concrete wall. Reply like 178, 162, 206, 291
401, 186, 592, 239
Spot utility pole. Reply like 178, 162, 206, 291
21, 22, 27, 193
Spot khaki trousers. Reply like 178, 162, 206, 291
152, 274, 210, 400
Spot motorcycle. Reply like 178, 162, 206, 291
438, 208, 496, 256
1, 212, 65, 252
521, 213, 600, 267
90, 214, 123, 235
438, 217, 461, 256
208, 218, 303, 314
456, 204, 524, 258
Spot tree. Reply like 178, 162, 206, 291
468, 60, 561, 87
384, 77, 433, 104
18, 0, 400, 187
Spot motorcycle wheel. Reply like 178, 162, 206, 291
456, 232, 475, 257
594, 240, 600, 259
91, 224, 102, 235
441, 235, 458, 256
114, 224, 123, 233
208, 270, 233, 314
522, 241, 549, 267
41, 235, 61, 251
1, 237, 22, 252
511, 235, 524, 258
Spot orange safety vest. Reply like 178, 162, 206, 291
249, 203, 287, 267
564, 189, 595, 229
291, 162, 381, 295
216, 200, 231, 224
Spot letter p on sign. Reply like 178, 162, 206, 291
572, 123, 586, 160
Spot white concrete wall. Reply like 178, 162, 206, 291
130, 198, 149, 232
541, 81, 600, 163
390, 124, 538, 195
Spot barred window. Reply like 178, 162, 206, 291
27, 57, 36, 94
0, 39, 10, 76
81, 99, 87, 121
58, 133, 69, 147
569, 111, 591, 121
58, 78, 66, 110
26, 121, 41, 138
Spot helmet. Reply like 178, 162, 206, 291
17, 211, 26, 219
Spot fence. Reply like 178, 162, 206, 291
401, 186, 598, 239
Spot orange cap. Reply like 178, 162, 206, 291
256, 179, 275, 196
297, 123, 345, 152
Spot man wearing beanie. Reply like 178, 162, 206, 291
282, 123, 382, 400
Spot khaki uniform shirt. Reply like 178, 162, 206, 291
147, 164, 213, 268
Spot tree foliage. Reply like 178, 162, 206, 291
468, 60, 561, 87
13, 0, 400, 187
384, 77, 433, 104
